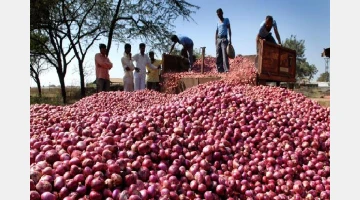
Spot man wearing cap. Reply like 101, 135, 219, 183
121, 43, 135, 92
215, 8, 231, 73
132, 43, 159, 91
94, 43, 113, 92
169, 35, 194, 71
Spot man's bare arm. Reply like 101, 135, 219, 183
274, 27, 281, 45
228, 24, 232, 44
215, 29, 218, 46
169, 43, 176, 54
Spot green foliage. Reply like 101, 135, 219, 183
170, 47, 204, 62
299, 62, 318, 81
317, 72, 330, 82
30, 0, 200, 102
170, 47, 182, 56
102, 0, 200, 55
30, 0, 59, 30
30, 32, 50, 55
193, 48, 204, 58
283, 35, 318, 81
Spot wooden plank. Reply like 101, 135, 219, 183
279, 48, 296, 77
161, 76, 222, 93
257, 40, 296, 83
198, 77, 221, 84
261, 42, 279, 74
179, 78, 199, 92
258, 74, 296, 82
162, 54, 189, 73
162, 54, 180, 73
257, 79, 267, 86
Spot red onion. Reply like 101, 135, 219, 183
89, 190, 102, 200
40, 191, 56, 200
53, 176, 65, 191
30, 72, 330, 199
30, 190, 41, 200
36, 181, 52, 194
59, 187, 70, 199
91, 177, 105, 191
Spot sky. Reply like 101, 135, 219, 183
30, 0, 330, 87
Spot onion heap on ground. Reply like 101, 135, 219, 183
30, 75, 330, 200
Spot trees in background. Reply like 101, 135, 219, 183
283, 35, 318, 82
30, 30, 50, 97
317, 72, 330, 82
30, 0, 199, 103
30, 56, 48, 97
104, 0, 199, 56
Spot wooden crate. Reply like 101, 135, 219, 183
256, 40, 296, 83
160, 76, 221, 94
162, 54, 189, 73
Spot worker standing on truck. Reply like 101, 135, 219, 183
146, 51, 162, 92
255, 15, 282, 70
256, 15, 282, 46
132, 43, 158, 91
95, 43, 113, 92
215, 8, 232, 73
169, 35, 194, 71
121, 43, 135, 92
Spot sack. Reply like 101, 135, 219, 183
227, 44, 235, 59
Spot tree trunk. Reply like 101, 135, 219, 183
35, 76, 42, 97
106, 0, 122, 55
57, 69, 67, 104
78, 61, 86, 98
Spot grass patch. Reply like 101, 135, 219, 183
30, 85, 122, 106
31, 84, 330, 107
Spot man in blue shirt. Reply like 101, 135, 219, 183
215, 8, 232, 73
169, 35, 194, 71
256, 15, 281, 46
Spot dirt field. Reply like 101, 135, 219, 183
308, 98, 330, 107
293, 87, 330, 107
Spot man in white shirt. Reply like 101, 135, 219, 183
132, 43, 159, 91
121, 43, 135, 92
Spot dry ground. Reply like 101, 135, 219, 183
293, 87, 330, 107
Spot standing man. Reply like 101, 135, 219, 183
146, 51, 162, 91
169, 35, 194, 71
132, 43, 158, 91
215, 8, 231, 73
95, 43, 113, 92
121, 43, 135, 92
256, 15, 281, 46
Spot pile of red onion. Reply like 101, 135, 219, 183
161, 55, 258, 93
30, 79, 330, 200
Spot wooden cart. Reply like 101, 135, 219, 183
161, 54, 190, 73
256, 40, 297, 88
